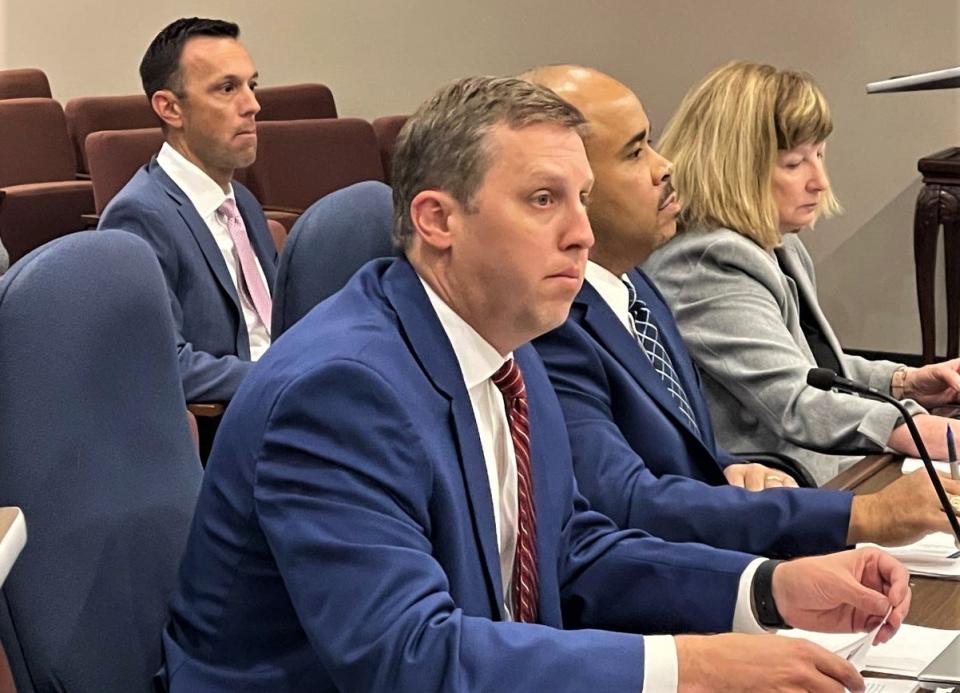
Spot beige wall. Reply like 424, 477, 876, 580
2, 0, 959, 354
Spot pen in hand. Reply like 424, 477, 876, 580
947, 427, 960, 542
948, 425, 959, 482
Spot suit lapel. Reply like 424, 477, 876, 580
577, 277, 708, 445
150, 160, 242, 311
382, 259, 506, 619
775, 242, 848, 377
629, 270, 715, 435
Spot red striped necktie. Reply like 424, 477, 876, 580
492, 358, 539, 623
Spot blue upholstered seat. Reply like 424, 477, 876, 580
0, 230, 202, 692
272, 180, 395, 337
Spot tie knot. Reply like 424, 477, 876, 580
218, 198, 240, 221
492, 359, 526, 401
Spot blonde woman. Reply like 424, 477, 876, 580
645, 61, 960, 484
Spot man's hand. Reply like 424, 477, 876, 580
847, 469, 960, 546
724, 463, 800, 491
901, 360, 960, 406
676, 633, 864, 692
773, 548, 910, 645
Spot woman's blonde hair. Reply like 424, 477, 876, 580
659, 61, 841, 250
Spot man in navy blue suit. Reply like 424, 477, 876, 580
100, 18, 276, 403
529, 65, 960, 555
162, 75, 908, 692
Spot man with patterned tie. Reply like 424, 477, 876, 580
162, 75, 910, 692
100, 17, 276, 404
529, 65, 960, 554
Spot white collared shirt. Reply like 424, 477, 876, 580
421, 278, 519, 616
157, 142, 271, 361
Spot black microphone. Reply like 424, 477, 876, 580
806, 367, 960, 546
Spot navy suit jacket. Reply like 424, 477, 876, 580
533, 269, 852, 556
99, 159, 277, 402
162, 258, 756, 692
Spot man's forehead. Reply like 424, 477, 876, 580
180, 36, 254, 75
483, 122, 592, 184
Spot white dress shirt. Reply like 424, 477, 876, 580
157, 143, 271, 361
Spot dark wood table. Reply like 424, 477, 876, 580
825, 454, 960, 630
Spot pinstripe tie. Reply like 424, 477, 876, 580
624, 279, 700, 434
492, 359, 538, 624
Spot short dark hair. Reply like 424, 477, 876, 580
139, 17, 239, 99
391, 76, 586, 249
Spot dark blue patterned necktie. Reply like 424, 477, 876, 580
624, 279, 700, 434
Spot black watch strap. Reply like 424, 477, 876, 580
752, 559, 791, 630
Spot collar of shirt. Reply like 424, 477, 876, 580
419, 276, 511, 387
584, 260, 633, 334
157, 142, 236, 220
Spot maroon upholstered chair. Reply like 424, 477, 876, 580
0, 98, 94, 263
85, 127, 164, 213
242, 118, 384, 230
256, 83, 337, 121
372, 115, 408, 184
0, 68, 52, 100
64, 94, 160, 175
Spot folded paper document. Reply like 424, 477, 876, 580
782, 624, 959, 679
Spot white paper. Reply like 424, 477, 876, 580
865, 625, 959, 677
843, 607, 893, 670
782, 624, 960, 678
902, 459, 954, 475
864, 534, 960, 579
860, 678, 920, 693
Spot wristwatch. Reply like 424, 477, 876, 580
752, 559, 791, 629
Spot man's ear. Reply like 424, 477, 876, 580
409, 190, 461, 251
151, 90, 184, 130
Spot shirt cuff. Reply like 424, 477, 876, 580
733, 557, 770, 634
641, 635, 678, 692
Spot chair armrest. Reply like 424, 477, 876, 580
187, 403, 225, 418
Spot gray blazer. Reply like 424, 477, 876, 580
644, 228, 921, 485
0, 238, 8, 275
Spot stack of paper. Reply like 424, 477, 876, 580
782, 624, 960, 678
879, 532, 960, 579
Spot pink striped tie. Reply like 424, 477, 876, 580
218, 199, 272, 332
492, 359, 539, 623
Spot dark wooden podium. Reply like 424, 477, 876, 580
915, 148, 960, 363
868, 66, 960, 363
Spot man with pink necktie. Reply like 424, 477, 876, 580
100, 17, 276, 405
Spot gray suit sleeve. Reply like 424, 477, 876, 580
648, 232, 908, 454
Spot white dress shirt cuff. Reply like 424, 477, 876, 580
641, 635, 678, 692
642, 557, 768, 692
733, 557, 770, 634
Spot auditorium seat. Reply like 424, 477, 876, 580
273, 180, 394, 336
64, 95, 160, 176
0, 230, 202, 692
244, 118, 384, 231
0, 68, 51, 100
0, 98, 94, 264
256, 82, 337, 120
372, 115, 408, 184
266, 218, 288, 252
85, 127, 164, 213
